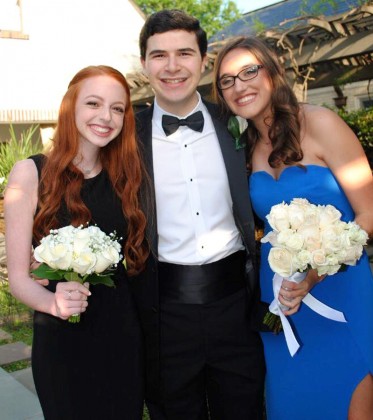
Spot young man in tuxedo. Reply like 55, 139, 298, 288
132, 9, 265, 420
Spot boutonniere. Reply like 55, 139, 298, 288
228, 115, 248, 150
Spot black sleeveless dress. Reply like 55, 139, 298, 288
30, 155, 144, 420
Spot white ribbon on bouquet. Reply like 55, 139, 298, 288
269, 272, 347, 357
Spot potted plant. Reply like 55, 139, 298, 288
0, 124, 43, 197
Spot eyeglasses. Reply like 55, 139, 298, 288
217, 65, 264, 90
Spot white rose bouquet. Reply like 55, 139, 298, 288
261, 198, 368, 355
32, 225, 123, 323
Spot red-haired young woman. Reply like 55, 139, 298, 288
5, 65, 149, 419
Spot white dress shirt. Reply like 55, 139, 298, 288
152, 94, 244, 265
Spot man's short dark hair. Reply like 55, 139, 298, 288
139, 9, 207, 59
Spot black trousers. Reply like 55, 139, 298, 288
148, 288, 265, 420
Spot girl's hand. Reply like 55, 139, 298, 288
279, 270, 325, 316
53, 281, 91, 320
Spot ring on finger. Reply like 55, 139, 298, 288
66, 290, 72, 300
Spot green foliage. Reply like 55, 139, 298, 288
134, 0, 241, 38
2, 360, 31, 373
299, 0, 338, 16
0, 280, 33, 331
338, 106, 373, 169
338, 106, 373, 149
143, 406, 150, 420
299, 0, 369, 16
33, 263, 116, 287
251, 16, 267, 34
0, 125, 43, 194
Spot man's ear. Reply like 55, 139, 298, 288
201, 55, 208, 73
140, 58, 146, 72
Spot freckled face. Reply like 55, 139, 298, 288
75, 75, 126, 149
219, 48, 273, 124
141, 30, 207, 116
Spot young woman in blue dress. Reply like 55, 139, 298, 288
213, 36, 373, 420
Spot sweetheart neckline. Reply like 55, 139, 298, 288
250, 164, 330, 182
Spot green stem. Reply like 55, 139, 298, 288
68, 314, 81, 323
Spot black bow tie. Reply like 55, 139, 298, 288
162, 111, 204, 136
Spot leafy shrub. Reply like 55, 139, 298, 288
337, 107, 373, 168
338, 106, 373, 148
0, 125, 43, 195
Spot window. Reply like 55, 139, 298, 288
0, 0, 28, 39
362, 98, 373, 109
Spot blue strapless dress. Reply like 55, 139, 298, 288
250, 165, 373, 420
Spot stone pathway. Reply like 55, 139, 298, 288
0, 328, 43, 420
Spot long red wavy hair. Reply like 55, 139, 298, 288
33, 65, 149, 275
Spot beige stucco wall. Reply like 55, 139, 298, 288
306, 81, 372, 112
0, 0, 144, 136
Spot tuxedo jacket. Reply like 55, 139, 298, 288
130, 100, 263, 402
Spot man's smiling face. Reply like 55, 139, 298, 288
141, 29, 207, 116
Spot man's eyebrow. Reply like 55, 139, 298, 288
148, 49, 166, 56
148, 47, 197, 56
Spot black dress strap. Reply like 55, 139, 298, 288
28, 154, 45, 178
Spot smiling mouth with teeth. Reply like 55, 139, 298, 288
91, 125, 110, 133
237, 94, 256, 104
162, 78, 186, 84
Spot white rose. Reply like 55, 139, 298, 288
72, 229, 92, 253
56, 225, 76, 238
277, 229, 304, 251
71, 251, 96, 275
93, 246, 120, 273
268, 247, 296, 277
297, 225, 321, 251
317, 264, 341, 276
318, 204, 342, 228
34, 240, 54, 264
288, 198, 311, 228
345, 222, 368, 246
34, 240, 73, 270
260, 231, 278, 246
340, 245, 363, 265
310, 250, 340, 275
87, 225, 106, 240
303, 205, 320, 227
290, 198, 310, 206
321, 225, 345, 254
266, 203, 290, 232
294, 249, 312, 272
311, 249, 327, 266
49, 244, 73, 270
